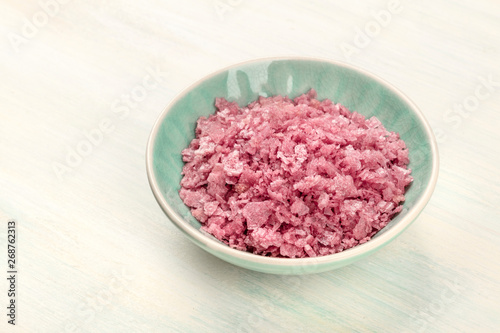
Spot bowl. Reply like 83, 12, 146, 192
146, 57, 439, 275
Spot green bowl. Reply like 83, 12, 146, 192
146, 57, 439, 275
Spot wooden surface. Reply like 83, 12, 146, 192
1, 0, 499, 332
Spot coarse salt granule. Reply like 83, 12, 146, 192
179, 89, 412, 258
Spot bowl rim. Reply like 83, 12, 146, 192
146, 56, 439, 267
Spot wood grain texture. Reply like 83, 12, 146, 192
0, 0, 499, 332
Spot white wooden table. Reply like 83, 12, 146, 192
1, 1, 499, 332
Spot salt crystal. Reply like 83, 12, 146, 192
179, 89, 412, 258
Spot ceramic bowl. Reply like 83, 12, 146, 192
146, 57, 439, 274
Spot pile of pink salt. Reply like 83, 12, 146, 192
179, 89, 412, 258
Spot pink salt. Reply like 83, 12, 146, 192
179, 89, 412, 258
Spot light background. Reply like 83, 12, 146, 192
1, 0, 499, 332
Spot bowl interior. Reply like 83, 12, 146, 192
149, 58, 435, 272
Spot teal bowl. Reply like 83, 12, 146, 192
146, 57, 439, 275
